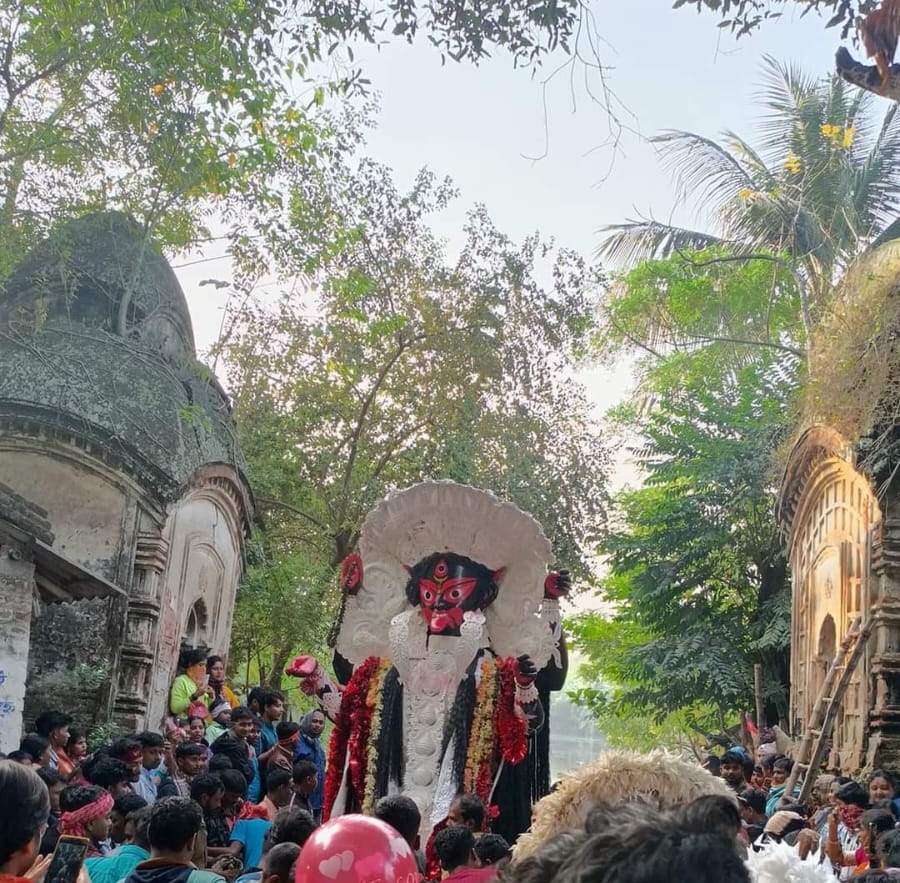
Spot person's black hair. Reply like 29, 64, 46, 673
206, 655, 224, 673
18, 734, 49, 764
247, 687, 265, 709
266, 768, 291, 795
63, 784, 108, 811
452, 793, 485, 830
879, 828, 900, 869
292, 760, 318, 783
34, 710, 73, 738
179, 647, 208, 671
836, 780, 870, 808
0, 760, 50, 868
136, 731, 165, 749
174, 741, 208, 759
872, 799, 898, 818
373, 794, 421, 846
66, 729, 86, 751
473, 833, 510, 866
87, 758, 129, 789
269, 807, 317, 847
36, 767, 66, 788
869, 770, 899, 792
862, 808, 896, 840
129, 806, 153, 851
109, 737, 141, 760
221, 769, 248, 797
773, 756, 794, 773
704, 755, 721, 776
264, 842, 301, 883
761, 755, 776, 773
550, 802, 751, 883
261, 690, 285, 710
190, 773, 225, 802
737, 788, 767, 816
6, 751, 30, 764
678, 795, 742, 839
231, 706, 253, 722
276, 721, 300, 741
209, 755, 233, 774
434, 826, 475, 872
721, 749, 746, 767
113, 792, 147, 816
503, 829, 589, 883
148, 796, 203, 852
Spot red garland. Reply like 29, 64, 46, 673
497, 657, 529, 765
322, 655, 380, 820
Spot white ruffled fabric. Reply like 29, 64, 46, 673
745, 841, 838, 883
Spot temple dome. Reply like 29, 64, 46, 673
0, 212, 250, 513
0, 212, 195, 363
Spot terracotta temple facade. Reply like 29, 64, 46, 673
780, 426, 900, 771
0, 212, 252, 750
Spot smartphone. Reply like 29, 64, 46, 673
202, 674, 210, 689
45, 836, 89, 883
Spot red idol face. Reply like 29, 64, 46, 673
406, 553, 502, 636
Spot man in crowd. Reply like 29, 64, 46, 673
210, 707, 255, 790
110, 738, 144, 792
258, 769, 292, 821
374, 794, 425, 875
122, 797, 226, 883
447, 793, 487, 835
87, 806, 152, 883
256, 692, 285, 755
111, 793, 149, 849
737, 788, 768, 843
290, 761, 318, 817
433, 828, 496, 883
158, 742, 207, 799
719, 749, 748, 794
89, 757, 133, 796
293, 710, 326, 823
135, 732, 166, 805
36, 767, 66, 854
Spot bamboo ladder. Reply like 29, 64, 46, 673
780, 615, 875, 807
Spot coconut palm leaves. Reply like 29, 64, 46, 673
600, 56, 900, 338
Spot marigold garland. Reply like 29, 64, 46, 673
497, 657, 529, 765
361, 659, 392, 814
463, 657, 500, 807
323, 655, 380, 820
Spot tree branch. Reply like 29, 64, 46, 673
257, 495, 326, 530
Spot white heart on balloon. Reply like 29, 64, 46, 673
339, 851, 354, 871
318, 857, 343, 880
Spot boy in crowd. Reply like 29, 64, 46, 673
158, 742, 207, 799
87, 806, 152, 883
290, 762, 318, 817
135, 732, 166, 805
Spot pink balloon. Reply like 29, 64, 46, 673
296, 815, 420, 883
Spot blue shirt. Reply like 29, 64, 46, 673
85, 845, 150, 883
230, 819, 271, 871
293, 734, 326, 813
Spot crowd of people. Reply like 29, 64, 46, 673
7, 647, 900, 883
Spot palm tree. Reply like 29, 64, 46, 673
599, 56, 900, 344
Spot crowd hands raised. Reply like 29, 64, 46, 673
7, 648, 900, 883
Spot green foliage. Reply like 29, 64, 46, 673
677, 0, 878, 38
600, 58, 900, 344
221, 157, 608, 674
572, 254, 796, 734
230, 542, 337, 691
0, 0, 588, 280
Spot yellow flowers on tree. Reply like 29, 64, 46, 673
599, 58, 900, 351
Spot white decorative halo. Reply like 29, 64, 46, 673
335, 481, 556, 667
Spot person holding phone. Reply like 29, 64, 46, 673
0, 759, 53, 883
169, 649, 213, 720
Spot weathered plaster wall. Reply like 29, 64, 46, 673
0, 542, 34, 751
145, 489, 243, 727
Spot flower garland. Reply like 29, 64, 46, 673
463, 657, 500, 808
323, 655, 380, 820
497, 657, 529, 765
361, 659, 393, 814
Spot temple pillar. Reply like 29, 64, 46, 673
0, 530, 35, 752
113, 527, 168, 730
